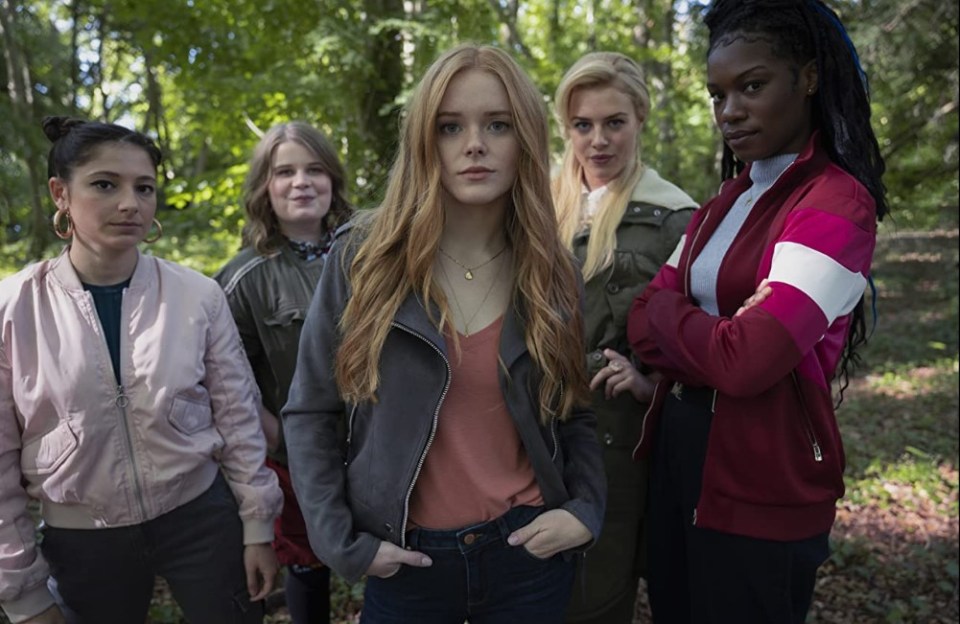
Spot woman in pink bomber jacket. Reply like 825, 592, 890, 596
626, 2, 889, 623
0, 117, 282, 624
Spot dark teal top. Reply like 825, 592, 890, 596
82, 278, 130, 385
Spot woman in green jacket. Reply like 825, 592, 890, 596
551, 52, 697, 624
215, 121, 353, 623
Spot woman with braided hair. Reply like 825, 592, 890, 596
627, 1, 887, 621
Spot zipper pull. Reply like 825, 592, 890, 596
812, 442, 823, 462
115, 385, 129, 409
692, 508, 698, 526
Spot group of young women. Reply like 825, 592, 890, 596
0, 1, 887, 623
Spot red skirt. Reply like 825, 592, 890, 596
267, 458, 324, 567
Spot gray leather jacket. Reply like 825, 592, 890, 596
282, 226, 606, 583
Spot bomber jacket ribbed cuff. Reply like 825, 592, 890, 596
1, 582, 56, 624
242, 518, 275, 545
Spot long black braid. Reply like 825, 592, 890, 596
703, 0, 889, 402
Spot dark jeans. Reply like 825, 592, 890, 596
647, 389, 830, 624
41, 472, 262, 624
361, 505, 575, 624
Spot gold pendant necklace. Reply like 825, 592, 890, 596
438, 245, 507, 280
438, 255, 505, 336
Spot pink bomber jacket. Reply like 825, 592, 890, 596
0, 250, 281, 623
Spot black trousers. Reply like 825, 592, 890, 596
647, 388, 830, 624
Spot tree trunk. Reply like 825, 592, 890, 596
655, 1, 679, 181
358, 0, 405, 204
1, 0, 51, 258
70, 0, 81, 109
486, 0, 533, 58
634, 0, 681, 181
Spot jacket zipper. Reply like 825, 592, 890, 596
632, 380, 663, 456
682, 211, 711, 298
346, 404, 358, 450
114, 384, 148, 521
550, 418, 559, 461
550, 384, 562, 461
84, 288, 149, 522
790, 372, 823, 462
391, 322, 451, 548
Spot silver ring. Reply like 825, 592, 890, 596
608, 361, 624, 372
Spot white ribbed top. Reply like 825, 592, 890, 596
690, 153, 797, 315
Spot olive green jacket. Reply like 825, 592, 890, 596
577, 167, 696, 386
566, 166, 696, 621
214, 245, 325, 464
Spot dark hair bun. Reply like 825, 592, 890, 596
42, 116, 86, 143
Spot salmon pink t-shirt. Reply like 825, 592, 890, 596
408, 315, 544, 530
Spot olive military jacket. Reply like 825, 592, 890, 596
576, 167, 697, 389
214, 244, 325, 464
566, 166, 695, 618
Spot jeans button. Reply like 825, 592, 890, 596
463, 533, 477, 545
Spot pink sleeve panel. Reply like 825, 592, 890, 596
756, 207, 874, 362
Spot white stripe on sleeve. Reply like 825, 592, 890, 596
768, 241, 866, 324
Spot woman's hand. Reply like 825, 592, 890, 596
735, 279, 772, 317
589, 348, 655, 402
259, 407, 281, 453
21, 606, 65, 624
365, 540, 433, 579
243, 543, 279, 601
507, 509, 591, 559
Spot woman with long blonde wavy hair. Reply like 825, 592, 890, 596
551, 52, 696, 624
283, 44, 606, 623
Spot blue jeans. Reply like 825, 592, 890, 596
40, 472, 262, 624
361, 505, 575, 623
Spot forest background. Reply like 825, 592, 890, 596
0, 0, 957, 271
1, 0, 958, 622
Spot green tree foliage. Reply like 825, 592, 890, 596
1, 0, 956, 276
847, 0, 959, 228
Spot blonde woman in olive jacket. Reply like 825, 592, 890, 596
552, 52, 696, 624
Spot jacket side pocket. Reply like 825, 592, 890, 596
168, 395, 214, 435
21, 420, 78, 476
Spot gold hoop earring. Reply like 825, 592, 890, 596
143, 218, 163, 244
53, 210, 73, 240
